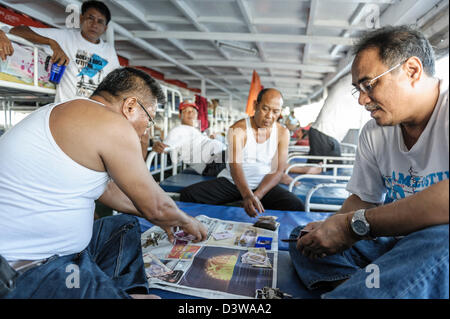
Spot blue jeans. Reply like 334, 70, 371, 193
289, 224, 449, 298
3, 214, 148, 299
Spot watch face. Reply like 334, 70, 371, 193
353, 220, 368, 236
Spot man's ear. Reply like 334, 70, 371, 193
253, 100, 258, 113
404, 56, 423, 87
122, 97, 137, 120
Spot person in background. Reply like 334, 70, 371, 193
152, 101, 226, 177
180, 88, 305, 217
9, 0, 120, 103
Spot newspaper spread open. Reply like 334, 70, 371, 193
140, 215, 279, 299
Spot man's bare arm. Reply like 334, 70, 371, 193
97, 180, 141, 216
9, 26, 69, 65
98, 119, 207, 242
227, 125, 264, 216
0, 30, 14, 61
337, 194, 378, 214
254, 125, 289, 199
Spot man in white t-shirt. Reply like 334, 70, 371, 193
152, 101, 227, 176
289, 25, 448, 298
9, 1, 120, 103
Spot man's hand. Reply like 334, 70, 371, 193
0, 30, 14, 61
152, 141, 169, 154
242, 194, 265, 217
296, 213, 359, 259
161, 215, 207, 243
49, 40, 69, 66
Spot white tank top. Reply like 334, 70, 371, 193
218, 117, 278, 189
0, 99, 109, 261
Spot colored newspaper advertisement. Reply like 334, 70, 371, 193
140, 215, 279, 299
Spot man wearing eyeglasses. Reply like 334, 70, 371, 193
9, 0, 120, 103
289, 25, 448, 298
0, 67, 207, 298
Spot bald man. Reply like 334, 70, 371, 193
181, 88, 305, 217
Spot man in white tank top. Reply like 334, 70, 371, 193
0, 67, 206, 298
180, 89, 305, 217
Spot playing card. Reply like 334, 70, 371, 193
212, 231, 234, 240
174, 230, 196, 242
143, 252, 173, 278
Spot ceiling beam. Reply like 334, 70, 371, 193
299, 0, 439, 105
303, 0, 319, 65
236, 0, 274, 78
169, 74, 323, 86
133, 59, 337, 73
131, 31, 356, 46
170, 0, 248, 84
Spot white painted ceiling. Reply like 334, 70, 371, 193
1, 0, 448, 110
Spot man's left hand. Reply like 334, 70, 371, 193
296, 213, 359, 259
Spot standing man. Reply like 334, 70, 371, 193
289, 25, 448, 298
181, 88, 305, 217
0, 67, 207, 299
152, 101, 226, 176
9, 0, 120, 102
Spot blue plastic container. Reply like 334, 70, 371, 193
49, 63, 66, 84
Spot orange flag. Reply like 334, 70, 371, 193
245, 70, 263, 116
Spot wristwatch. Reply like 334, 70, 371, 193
350, 209, 374, 240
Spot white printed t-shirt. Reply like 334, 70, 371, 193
163, 125, 226, 174
30, 28, 120, 103
346, 80, 449, 204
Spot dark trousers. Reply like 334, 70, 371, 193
180, 177, 305, 211
308, 127, 341, 164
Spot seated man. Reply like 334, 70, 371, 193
180, 88, 305, 217
0, 67, 207, 299
288, 25, 448, 298
152, 101, 226, 177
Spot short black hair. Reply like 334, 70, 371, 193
92, 67, 166, 105
82, 1, 111, 25
256, 88, 283, 104
353, 25, 436, 76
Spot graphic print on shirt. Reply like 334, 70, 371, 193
383, 168, 450, 203
75, 50, 109, 98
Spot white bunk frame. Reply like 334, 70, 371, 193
1, 33, 56, 130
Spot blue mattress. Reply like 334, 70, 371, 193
159, 173, 215, 192
138, 201, 333, 298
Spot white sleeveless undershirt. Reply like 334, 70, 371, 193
218, 117, 278, 189
0, 99, 109, 261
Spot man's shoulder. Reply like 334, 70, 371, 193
64, 99, 129, 130
276, 122, 289, 135
230, 118, 247, 130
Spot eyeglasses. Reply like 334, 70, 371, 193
124, 97, 155, 128
352, 60, 406, 99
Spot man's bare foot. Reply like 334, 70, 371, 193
130, 294, 161, 299
304, 166, 322, 175
281, 174, 300, 186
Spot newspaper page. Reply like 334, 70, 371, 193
140, 215, 279, 299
